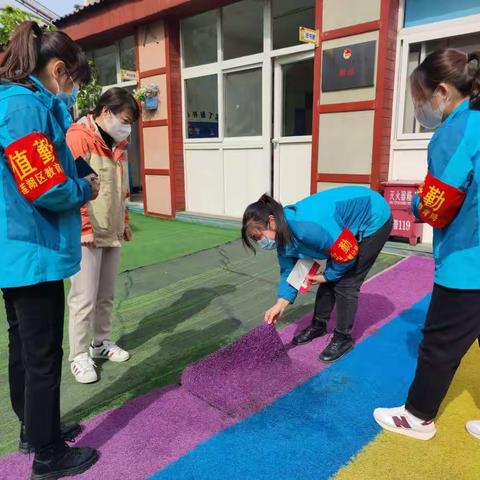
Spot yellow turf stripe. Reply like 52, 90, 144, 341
334, 345, 480, 480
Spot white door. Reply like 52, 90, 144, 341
272, 52, 314, 205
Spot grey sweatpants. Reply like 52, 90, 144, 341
68, 246, 121, 361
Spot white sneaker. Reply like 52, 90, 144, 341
373, 405, 436, 440
466, 420, 480, 440
89, 340, 130, 363
71, 353, 98, 384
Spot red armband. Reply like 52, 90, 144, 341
328, 228, 359, 263
417, 172, 465, 228
5, 132, 67, 202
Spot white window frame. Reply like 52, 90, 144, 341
273, 50, 314, 142
393, 11, 480, 144
180, 0, 315, 145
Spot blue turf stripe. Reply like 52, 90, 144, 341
150, 295, 430, 480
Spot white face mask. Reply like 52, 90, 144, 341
414, 92, 448, 130
103, 112, 132, 142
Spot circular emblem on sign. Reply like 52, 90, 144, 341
343, 48, 352, 60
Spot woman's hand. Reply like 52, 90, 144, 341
264, 298, 290, 325
81, 233, 94, 247
85, 174, 100, 200
308, 274, 327, 285
124, 225, 133, 241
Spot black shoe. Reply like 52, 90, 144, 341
292, 324, 327, 345
20, 422, 82, 454
319, 333, 354, 363
31, 443, 99, 480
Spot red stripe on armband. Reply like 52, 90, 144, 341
327, 228, 359, 263
5, 132, 67, 202
417, 172, 465, 228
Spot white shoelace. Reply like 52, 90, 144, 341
75, 354, 96, 371
102, 341, 124, 354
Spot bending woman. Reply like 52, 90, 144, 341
242, 187, 392, 363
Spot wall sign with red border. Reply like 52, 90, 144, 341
322, 40, 376, 92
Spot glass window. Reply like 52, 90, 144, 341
272, 0, 315, 50
446, 32, 480, 52
92, 44, 117, 86
181, 11, 218, 68
402, 32, 480, 134
120, 36, 136, 71
224, 68, 262, 137
283, 59, 314, 136
403, 43, 421, 134
185, 75, 219, 138
222, 0, 264, 60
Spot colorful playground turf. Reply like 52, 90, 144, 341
0, 223, 398, 456
3, 255, 476, 480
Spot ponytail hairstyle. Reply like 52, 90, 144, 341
469, 51, 480, 109
410, 48, 480, 110
91, 87, 140, 122
0, 21, 91, 85
241, 193, 292, 253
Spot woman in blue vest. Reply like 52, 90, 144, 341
374, 49, 480, 441
242, 187, 392, 363
0, 22, 100, 478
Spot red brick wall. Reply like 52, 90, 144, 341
312, 0, 400, 192
165, 20, 186, 212
371, 0, 399, 190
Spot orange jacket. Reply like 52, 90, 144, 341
66, 114, 130, 248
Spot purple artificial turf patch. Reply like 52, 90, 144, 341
181, 323, 314, 417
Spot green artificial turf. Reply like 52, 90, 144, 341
120, 213, 240, 272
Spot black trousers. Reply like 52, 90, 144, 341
406, 284, 480, 420
2, 281, 64, 451
312, 217, 393, 336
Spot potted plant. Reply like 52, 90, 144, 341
134, 84, 160, 110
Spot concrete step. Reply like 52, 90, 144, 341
175, 211, 241, 230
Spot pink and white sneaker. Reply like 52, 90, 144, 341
373, 405, 436, 440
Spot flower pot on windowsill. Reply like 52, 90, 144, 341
144, 96, 158, 110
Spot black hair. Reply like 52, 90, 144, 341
241, 193, 292, 253
411, 48, 480, 110
92, 87, 140, 122
0, 21, 91, 85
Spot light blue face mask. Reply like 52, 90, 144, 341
57, 83, 80, 110
257, 236, 277, 251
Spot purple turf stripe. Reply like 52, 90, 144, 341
0, 387, 235, 480
180, 323, 316, 418
280, 256, 434, 369
0, 256, 434, 480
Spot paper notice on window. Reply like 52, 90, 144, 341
287, 259, 324, 294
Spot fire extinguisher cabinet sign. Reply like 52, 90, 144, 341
383, 180, 424, 246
